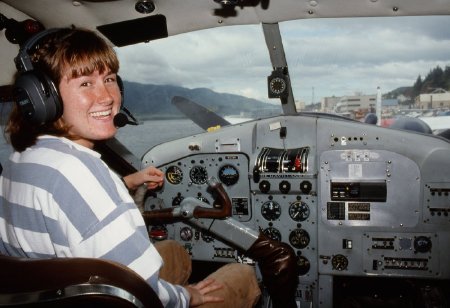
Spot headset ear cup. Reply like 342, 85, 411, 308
13, 71, 63, 125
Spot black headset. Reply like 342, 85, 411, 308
13, 28, 63, 125
13, 28, 124, 126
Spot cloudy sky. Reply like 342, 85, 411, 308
116, 15, 450, 105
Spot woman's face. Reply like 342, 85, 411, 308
58, 68, 122, 148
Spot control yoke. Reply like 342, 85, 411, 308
142, 177, 231, 223
142, 177, 298, 308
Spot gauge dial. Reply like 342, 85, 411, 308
331, 254, 348, 271
218, 164, 239, 186
166, 165, 183, 184
189, 165, 208, 185
297, 256, 311, 276
261, 200, 281, 221
269, 77, 287, 95
289, 201, 310, 222
289, 228, 310, 249
263, 227, 282, 241
180, 227, 193, 241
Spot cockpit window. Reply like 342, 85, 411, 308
281, 15, 450, 124
114, 15, 449, 159
114, 25, 281, 159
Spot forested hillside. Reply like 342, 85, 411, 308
385, 65, 450, 102
412, 65, 450, 97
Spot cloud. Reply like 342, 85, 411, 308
116, 16, 450, 104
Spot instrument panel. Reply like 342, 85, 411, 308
142, 115, 450, 307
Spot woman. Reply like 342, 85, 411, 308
0, 28, 259, 307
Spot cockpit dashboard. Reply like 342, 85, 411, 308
142, 114, 450, 307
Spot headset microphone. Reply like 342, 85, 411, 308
113, 107, 139, 127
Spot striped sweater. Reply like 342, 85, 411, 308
0, 135, 189, 307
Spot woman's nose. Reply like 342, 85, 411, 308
96, 83, 114, 104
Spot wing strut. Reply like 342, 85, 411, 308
262, 23, 297, 115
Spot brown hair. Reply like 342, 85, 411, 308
6, 28, 120, 152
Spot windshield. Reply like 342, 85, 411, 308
113, 15, 450, 160
1, 15, 449, 164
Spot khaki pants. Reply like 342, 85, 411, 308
154, 240, 261, 308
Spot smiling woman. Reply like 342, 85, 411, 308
0, 26, 261, 308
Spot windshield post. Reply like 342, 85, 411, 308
262, 23, 297, 115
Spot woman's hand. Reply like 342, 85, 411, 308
185, 278, 224, 307
122, 166, 164, 191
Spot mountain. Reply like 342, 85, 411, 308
122, 81, 280, 119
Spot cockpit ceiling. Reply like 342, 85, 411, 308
1, 0, 450, 86
3, 0, 450, 36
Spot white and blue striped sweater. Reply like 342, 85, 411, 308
0, 135, 189, 307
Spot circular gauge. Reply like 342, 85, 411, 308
297, 256, 311, 276
289, 201, 310, 222
166, 165, 183, 185
270, 77, 287, 95
261, 200, 281, 221
218, 164, 239, 186
263, 227, 282, 241
189, 166, 208, 185
331, 254, 348, 271
180, 227, 193, 241
289, 228, 310, 249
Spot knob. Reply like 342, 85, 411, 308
414, 236, 432, 253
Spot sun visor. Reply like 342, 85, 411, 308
97, 15, 168, 47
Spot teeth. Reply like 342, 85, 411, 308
90, 109, 112, 118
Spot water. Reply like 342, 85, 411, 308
0, 119, 204, 165
115, 118, 204, 159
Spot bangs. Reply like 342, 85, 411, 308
54, 29, 120, 79
67, 50, 119, 78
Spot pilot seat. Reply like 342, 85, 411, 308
0, 254, 163, 307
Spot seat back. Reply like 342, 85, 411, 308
0, 254, 163, 307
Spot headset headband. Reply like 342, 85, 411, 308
15, 28, 62, 73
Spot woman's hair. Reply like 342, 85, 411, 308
6, 28, 120, 152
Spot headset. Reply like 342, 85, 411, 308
13, 28, 125, 126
